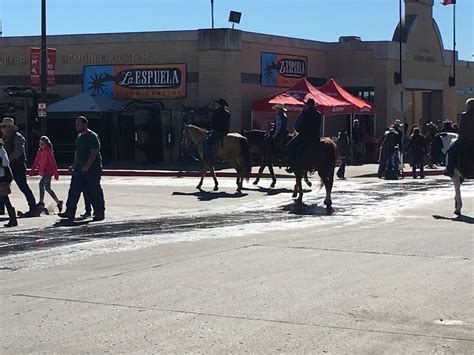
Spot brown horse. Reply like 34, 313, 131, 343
292, 137, 338, 214
182, 124, 252, 192
243, 129, 312, 188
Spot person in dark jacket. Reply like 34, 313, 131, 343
265, 103, 288, 155
204, 98, 231, 160
440, 120, 456, 133
0, 138, 17, 227
406, 126, 427, 179
286, 98, 322, 173
445, 99, 474, 177
377, 127, 398, 178
351, 119, 365, 164
336, 130, 351, 179
0, 117, 37, 216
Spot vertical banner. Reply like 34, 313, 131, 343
261, 52, 307, 87
30, 47, 56, 88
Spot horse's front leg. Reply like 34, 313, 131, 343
303, 173, 312, 187
196, 162, 207, 190
453, 174, 462, 215
236, 176, 243, 193
210, 164, 219, 191
268, 163, 276, 188
253, 161, 265, 185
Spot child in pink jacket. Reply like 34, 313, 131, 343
29, 136, 63, 212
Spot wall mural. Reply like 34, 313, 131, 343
261, 52, 307, 87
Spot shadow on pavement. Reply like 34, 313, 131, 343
172, 191, 248, 201
242, 186, 295, 196
280, 202, 329, 216
53, 219, 92, 227
432, 214, 474, 224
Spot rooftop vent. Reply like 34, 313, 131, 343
339, 36, 361, 43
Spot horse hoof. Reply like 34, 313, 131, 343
326, 206, 335, 215
270, 182, 276, 188
213, 186, 219, 192
253, 180, 258, 185
454, 210, 461, 216
292, 193, 297, 198
196, 185, 202, 190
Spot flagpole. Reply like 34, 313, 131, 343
452, 2, 456, 87
211, 0, 214, 29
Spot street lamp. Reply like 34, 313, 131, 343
40, 0, 47, 134
228, 11, 241, 29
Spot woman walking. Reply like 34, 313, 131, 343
29, 136, 63, 212
406, 126, 427, 179
0, 138, 17, 227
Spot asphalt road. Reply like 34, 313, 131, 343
0, 171, 473, 353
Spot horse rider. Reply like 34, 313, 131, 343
440, 119, 456, 133
204, 98, 231, 161
265, 103, 288, 155
445, 98, 474, 177
286, 98, 322, 173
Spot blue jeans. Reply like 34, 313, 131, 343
286, 135, 304, 168
412, 153, 425, 178
0, 163, 36, 211
65, 170, 105, 217
337, 157, 348, 178
204, 131, 223, 160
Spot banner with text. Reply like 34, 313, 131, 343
83, 64, 187, 99
30, 47, 56, 88
261, 52, 307, 87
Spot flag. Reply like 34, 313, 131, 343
441, 0, 456, 5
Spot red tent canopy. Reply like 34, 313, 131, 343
318, 79, 376, 115
251, 78, 353, 116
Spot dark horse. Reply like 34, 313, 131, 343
432, 132, 474, 215
243, 129, 311, 188
292, 137, 338, 214
182, 124, 252, 193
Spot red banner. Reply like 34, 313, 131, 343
30, 47, 56, 88
441, 0, 456, 5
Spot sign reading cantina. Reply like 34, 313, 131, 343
261, 52, 307, 87
83, 64, 187, 99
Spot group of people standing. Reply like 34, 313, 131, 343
0, 115, 105, 228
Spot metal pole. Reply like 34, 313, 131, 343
40, 0, 47, 135
211, 0, 214, 29
452, 3, 456, 85
399, 0, 402, 82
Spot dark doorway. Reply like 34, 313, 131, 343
117, 114, 136, 162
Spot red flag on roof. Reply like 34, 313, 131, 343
441, 0, 456, 5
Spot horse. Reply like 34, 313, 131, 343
182, 124, 252, 193
292, 137, 338, 214
432, 132, 474, 215
243, 129, 312, 188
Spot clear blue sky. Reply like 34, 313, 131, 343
1, 0, 472, 60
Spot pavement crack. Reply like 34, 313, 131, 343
9, 293, 474, 343
253, 244, 472, 260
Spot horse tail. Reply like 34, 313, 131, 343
240, 137, 252, 181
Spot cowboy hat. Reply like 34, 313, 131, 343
272, 103, 287, 111
393, 119, 404, 127
304, 98, 316, 106
214, 98, 229, 107
464, 98, 474, 113
1, 117, 18, 130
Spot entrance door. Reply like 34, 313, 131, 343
117, 114, 136, 162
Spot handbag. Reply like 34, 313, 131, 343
0, 182, 11, 196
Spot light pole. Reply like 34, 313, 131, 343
40, 0, 47, 134
211, 0, 214, 29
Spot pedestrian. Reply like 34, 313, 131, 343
58, 116, 105, 221
406, 126, 427, 179
0, 117, 38, 217
386, 145, 401, 180
81, 193, 93, 218
377, 127, 398, 179
351, 119, 365, 164
336, 130, 350, 179
0, 138, 18, 227
29, 136, 63, 211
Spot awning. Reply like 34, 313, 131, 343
251, 78, 353, 116
47, 93, 127, 113
318, 79, 376, 115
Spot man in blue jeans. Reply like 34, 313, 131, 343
58, 116, 105, 221
0, 117, 38, 216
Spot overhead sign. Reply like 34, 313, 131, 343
83, 64, 187, 99
30, 47, 56, 88
261, 52, 307, 87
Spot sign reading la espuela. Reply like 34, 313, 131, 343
277, 59, 305, 78
117, 67, 182, 89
